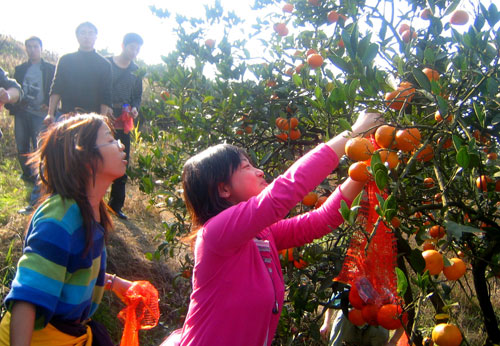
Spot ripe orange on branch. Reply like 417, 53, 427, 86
423, 177, 435, 188
401, 29, 417, 43
205, 39, 215, 48
385, 86, 415, 110
450, 10, 469, 25
476, 175, 492, 191
345, 137, 374, 161
307, 54, 324, 68
375, 125, 396, 148
302, 192, 318, 206
423, 68, 440, 82
432, 323, 463, 346
395, 128, 421, 152
377, 304, 407, 330
443, 258, 467, 280
348, 162, 370, 182
377, 149, 399, 169
327, 10, 339, 23
422, 250, 444, 275
289, 117, 299, 129
348, 309, 366, 326
282, 3, 294, 13
315, 196, 327, 209
289, 128, 301, 140
398, 23, 410, 34
416, 144, 434, 162
273, 23, 289, 36
429, 225, 445, 239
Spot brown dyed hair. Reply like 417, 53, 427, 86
30, 113, 113, 252
181, 144, 249, 247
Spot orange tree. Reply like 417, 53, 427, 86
131, 0, 500, 344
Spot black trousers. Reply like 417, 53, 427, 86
108, 129, 130, 212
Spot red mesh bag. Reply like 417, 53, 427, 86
334, 138, 399, 305
118, 281, 160, 346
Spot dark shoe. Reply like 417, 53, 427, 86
112, 209, 128, 220
18, 206, 34, 215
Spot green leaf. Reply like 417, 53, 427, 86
444, 220, 482, 239
375, 169, 388, 190
443, 256, 452, 267
456, 147, 470, 168
413, 68, 431, 92
486, 78, 499, 98
351, 190, 363, 208
437, 96, 449, 117
292, 73, 302, 87
376, 193, 386, 209
396, 267, 408, 296
362, 43, 379, 65
473, 103, 485, 128
328, 54, 354, 74
370, 152, 382, 169
443, 0, 460, 16
384, 195, 396, 211
259, 151, 273, 166
452, 134, 463, 150
410, 249, 426, 274
339, 118, 352, 132
339, 200, 351, 224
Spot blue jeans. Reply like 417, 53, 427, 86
14, 111, 45, 179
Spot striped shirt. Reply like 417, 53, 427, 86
4, 195, 107, 330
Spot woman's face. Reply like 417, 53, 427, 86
222, 157, 268, 204
94, 124, 127, 181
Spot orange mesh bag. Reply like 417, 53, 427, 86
118, 281, 160, 346
335, 137, 399, 306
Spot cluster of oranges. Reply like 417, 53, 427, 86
347, 285, 408, 330
275, 116, 300, 141
278, 248, 308, 269
301, 191, 327, 209
421, 249, 467, 281
235, 114, 252, 135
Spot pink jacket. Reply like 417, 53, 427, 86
173, 144, 351, 346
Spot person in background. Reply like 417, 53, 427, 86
8, 36, 55, 182
161, 112, 383, 345
45, 22, 112, 125
0, 67, 23, 140
107, 33, 143, 220
0, 113, 133, 345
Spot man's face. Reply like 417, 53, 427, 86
76, 26, 97, 51
123, 42, 142, 61
25, 40, 42, 63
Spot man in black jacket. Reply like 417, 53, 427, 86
8, 36, 55, 181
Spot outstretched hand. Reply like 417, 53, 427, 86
351, 111, 384, 137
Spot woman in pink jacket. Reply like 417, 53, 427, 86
163, 112, 382, 346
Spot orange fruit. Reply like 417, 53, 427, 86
395, 128, 421, 152
438, 137, 452, 149
282, 3, 294, 13
385, 87, 415, 110
285, 68, 294, 76
181, 269, 192, 278
273, 23, 289, 36
295, 63, 304, 74
423, 177, 435, 188
315, 196, 327, 209
421, 8, 432, 20
306, 48, 317, 56
457, 250, 465, 258
401, 29, 417, 43
307, 54, 324, 68
160, 90, 170, 100
487, 152, 497, 160
244, 126, 252, 134
236, 129, 244, 135
275, 117, 289, 130
450, 10, 469, 25
345, 137, 374, 161
423, 241, 436, 251
422, 250, 444, 275
423, 68, 440, 82
293, 258, 308, 269
289, 128, 301, 140
349, 285, 365, 309
496, 180, 500, 192
429, 225, 445, 239
266, 80, 277, 87
205, 39, 215, 48
435, 111, 453, 123
276, 132, 288, 141
476, 175, 492, 191
279, 248, 295, 262
338, 39, 345, 48
308, 0, 320, 6
391, 217, 401, 228
348, 162, 370, 182
398, 23, 410, 34
443, 258, 467, 280
362, 304, 380, 326
378, 149, 399, 169
302, 192, 319, 206
416, 144, 434, 162
432, 323, 463, 346
375, 125, 396, 148
289, 117, 299, 129
348, 308, 366, 326
377, 304, 407, 330
327, 10, 339, 23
